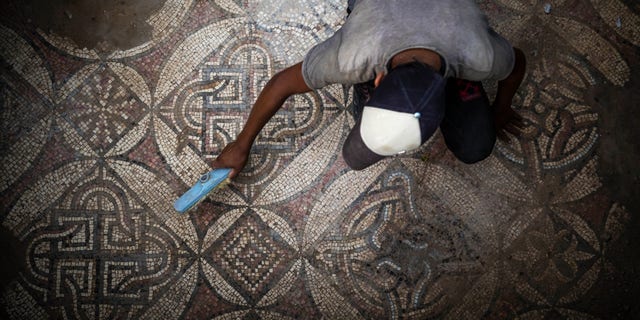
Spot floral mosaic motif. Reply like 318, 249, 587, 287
63, 69, 149, 154
508, 210, 599, 299
488, 0, 635, 174
503, 207, 609, 320
0, 0, 638, 319
497, 55, 600, 171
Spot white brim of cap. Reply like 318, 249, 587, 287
360, 106, 422, 156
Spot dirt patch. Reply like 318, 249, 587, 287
590, 58, 640, 318
592, 77, 640, 215
14, 0, 166, 53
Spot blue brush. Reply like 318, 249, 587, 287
174, 168, 232, 213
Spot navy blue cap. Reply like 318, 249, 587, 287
343, 62, 446, 170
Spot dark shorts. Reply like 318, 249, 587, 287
350, 78, 496, 164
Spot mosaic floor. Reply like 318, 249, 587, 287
1, 0, 639, 319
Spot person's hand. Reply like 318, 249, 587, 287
494, 102, 524, 142
211, 141, 250, 179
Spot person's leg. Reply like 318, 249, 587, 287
439, 78, 496, 164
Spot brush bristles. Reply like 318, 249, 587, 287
184, 178, 232, 213
218, 178, 231, 189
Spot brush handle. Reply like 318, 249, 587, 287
173, 168, 232, 213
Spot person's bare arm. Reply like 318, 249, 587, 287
211, 62, 312, 178
494, 47, 526, 139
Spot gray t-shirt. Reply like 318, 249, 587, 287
302, 0, 515, 89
